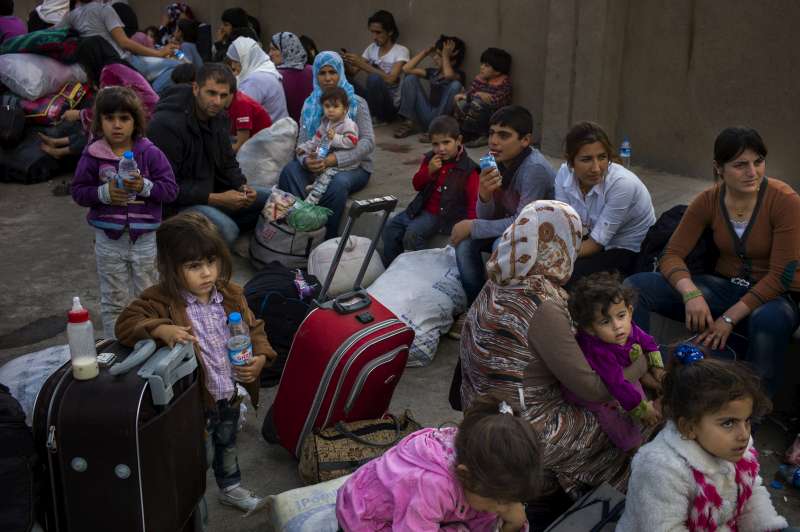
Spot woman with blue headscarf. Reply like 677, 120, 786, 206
278, 51, 375, 239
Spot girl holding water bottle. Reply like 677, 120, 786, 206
116, 212, 277, 513
71, 87, 178, 338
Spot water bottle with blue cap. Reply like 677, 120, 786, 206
227, 312, 253, 366
117, 151, 139, 202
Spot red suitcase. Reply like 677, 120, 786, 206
263, 196, 415, 458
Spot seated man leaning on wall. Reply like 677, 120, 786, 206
147, 63, 269, 246
451, 105, 556, 311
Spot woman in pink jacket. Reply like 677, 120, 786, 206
336, 396, 540, 531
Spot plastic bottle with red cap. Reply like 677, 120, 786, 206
67, 296, 99, 380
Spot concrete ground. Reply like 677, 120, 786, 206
1, 125, 797, 530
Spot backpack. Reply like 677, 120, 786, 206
635, 205, 719, 275
243, 262, 321, 387
0, 95, 25, 149
0, 383, 40, 532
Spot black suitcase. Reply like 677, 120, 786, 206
33, 340, 206, 532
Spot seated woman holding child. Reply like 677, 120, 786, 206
555, 121, 656, 287
459, 200, 655, 511
625, 126, 800, 397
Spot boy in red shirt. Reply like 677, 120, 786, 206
382, 115, 479, 265
227, 89, 273, 153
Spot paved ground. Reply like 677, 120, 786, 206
1, 125, 797, 530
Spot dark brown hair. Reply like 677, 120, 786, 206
155, 212, 233, 300
662, 355, 771, 425
455, 395, 541, 503
91, 86, 147, 140
568, 271, 636, 329
320, 86, 349, 109
428, 115, 461, 139
563, 121, 621, 167
713, 126, 767, 180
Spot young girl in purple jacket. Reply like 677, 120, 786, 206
336, 396, 540, 531
71, 87, 178, 338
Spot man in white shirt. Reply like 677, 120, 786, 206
342, 9, 408, 124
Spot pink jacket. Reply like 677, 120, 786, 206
336, 427, 529, 531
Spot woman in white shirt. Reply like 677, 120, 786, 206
555, 121, 656, 286
342, 9, 408, 124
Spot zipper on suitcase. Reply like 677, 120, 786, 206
322, 329, 411, 427
46, 426, 57, 452
43, 368, 72, 532
343, 345, 407, 415
294, 319, 401, 455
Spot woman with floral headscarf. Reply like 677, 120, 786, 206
156, 2, 193, 47
459, 200, 653, 517
268, 31, 313, 122
278, 51, 375, 239
226, 36, 288, 121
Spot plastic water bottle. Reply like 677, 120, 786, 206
67, 296, 98, 380
778, 464, 800, 488
620, 137, 632, 168
316, 136, 330, 159
174, 49, 186, 62
117, 151, 138, 202
479, 152, 497, 171
226, 312, 253, 367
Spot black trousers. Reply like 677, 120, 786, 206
566, 247, 638, 290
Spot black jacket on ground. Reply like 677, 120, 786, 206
147, 85, 245, 208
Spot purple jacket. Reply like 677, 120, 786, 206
71, 137, 178, 241
565, 324, 660, 412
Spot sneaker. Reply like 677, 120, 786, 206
464, 136, 489, 148
218, 485, 265, 514
447, 313, 468, 340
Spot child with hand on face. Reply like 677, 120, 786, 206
336, 395, 538, 531
382, 115, 479, 265
455, 47, 513, 147
565, 272, 665, 451
295, 86, 359, 204
617, 348, 791, 531
71, 86, 178, 339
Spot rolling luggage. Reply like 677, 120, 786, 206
33, 339, 206, 532
263, 196, 415, 458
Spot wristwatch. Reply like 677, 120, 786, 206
721, 314, 735, 326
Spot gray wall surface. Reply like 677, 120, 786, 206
13, 0, 800, 187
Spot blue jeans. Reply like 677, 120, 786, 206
625, 272, 800, 396
397, 75, 463, 130
205, 398, 242, 490
181, 186, 270, 246
456, 236, 499, 305
355, 73, 398, 122
382, 210, 441, 265
127, 54, 179, 94
278, 160, 370, 240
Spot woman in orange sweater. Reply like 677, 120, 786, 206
625, 127, 800, 395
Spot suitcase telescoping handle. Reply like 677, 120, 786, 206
317, 196, 398, 309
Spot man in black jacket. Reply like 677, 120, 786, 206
148, 63, 268, 245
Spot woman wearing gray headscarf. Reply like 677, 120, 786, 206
268, 31, 313, 122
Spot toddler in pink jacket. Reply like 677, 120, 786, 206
336, 396, 540, 531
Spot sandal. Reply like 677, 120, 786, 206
418, 133, 431, 144
393, 120, 417, 139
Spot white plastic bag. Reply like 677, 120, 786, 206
0, 54, 86, 100
266, 474, 349, 532
309, 236, 385, 297
0, 344, 70, 425
237, 117, 299, 188
367, 247, 467, 366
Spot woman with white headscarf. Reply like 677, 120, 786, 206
226, 36, 288, 120
459, 200, 653, 517
268, 31, 313, 122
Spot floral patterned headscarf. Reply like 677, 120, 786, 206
486, 200, 582, 304
270, 32, 307, 70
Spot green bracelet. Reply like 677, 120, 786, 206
682, 289, 703, 303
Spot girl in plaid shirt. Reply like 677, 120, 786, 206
116, 212, 276, 514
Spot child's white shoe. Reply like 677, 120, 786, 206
218, 485, 265, 515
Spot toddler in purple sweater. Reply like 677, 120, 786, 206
564, 272, 665, 451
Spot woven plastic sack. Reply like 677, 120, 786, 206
265, 475, 348, 532
367, 247, 467, 366
308, 236, 385, 297
287, 200, 332, 232
237, 117, 298, 188
0, 54, 86, 100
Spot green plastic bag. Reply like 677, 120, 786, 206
287, 200, 333, 232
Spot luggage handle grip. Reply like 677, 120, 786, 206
108, 339, 156, 376
331, 414, 402, 448
318, 195, 398, 302
332, 291, 372, 314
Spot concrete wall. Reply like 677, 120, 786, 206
12, 0, 800, 187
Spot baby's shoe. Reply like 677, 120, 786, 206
218, 485, 265, 515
